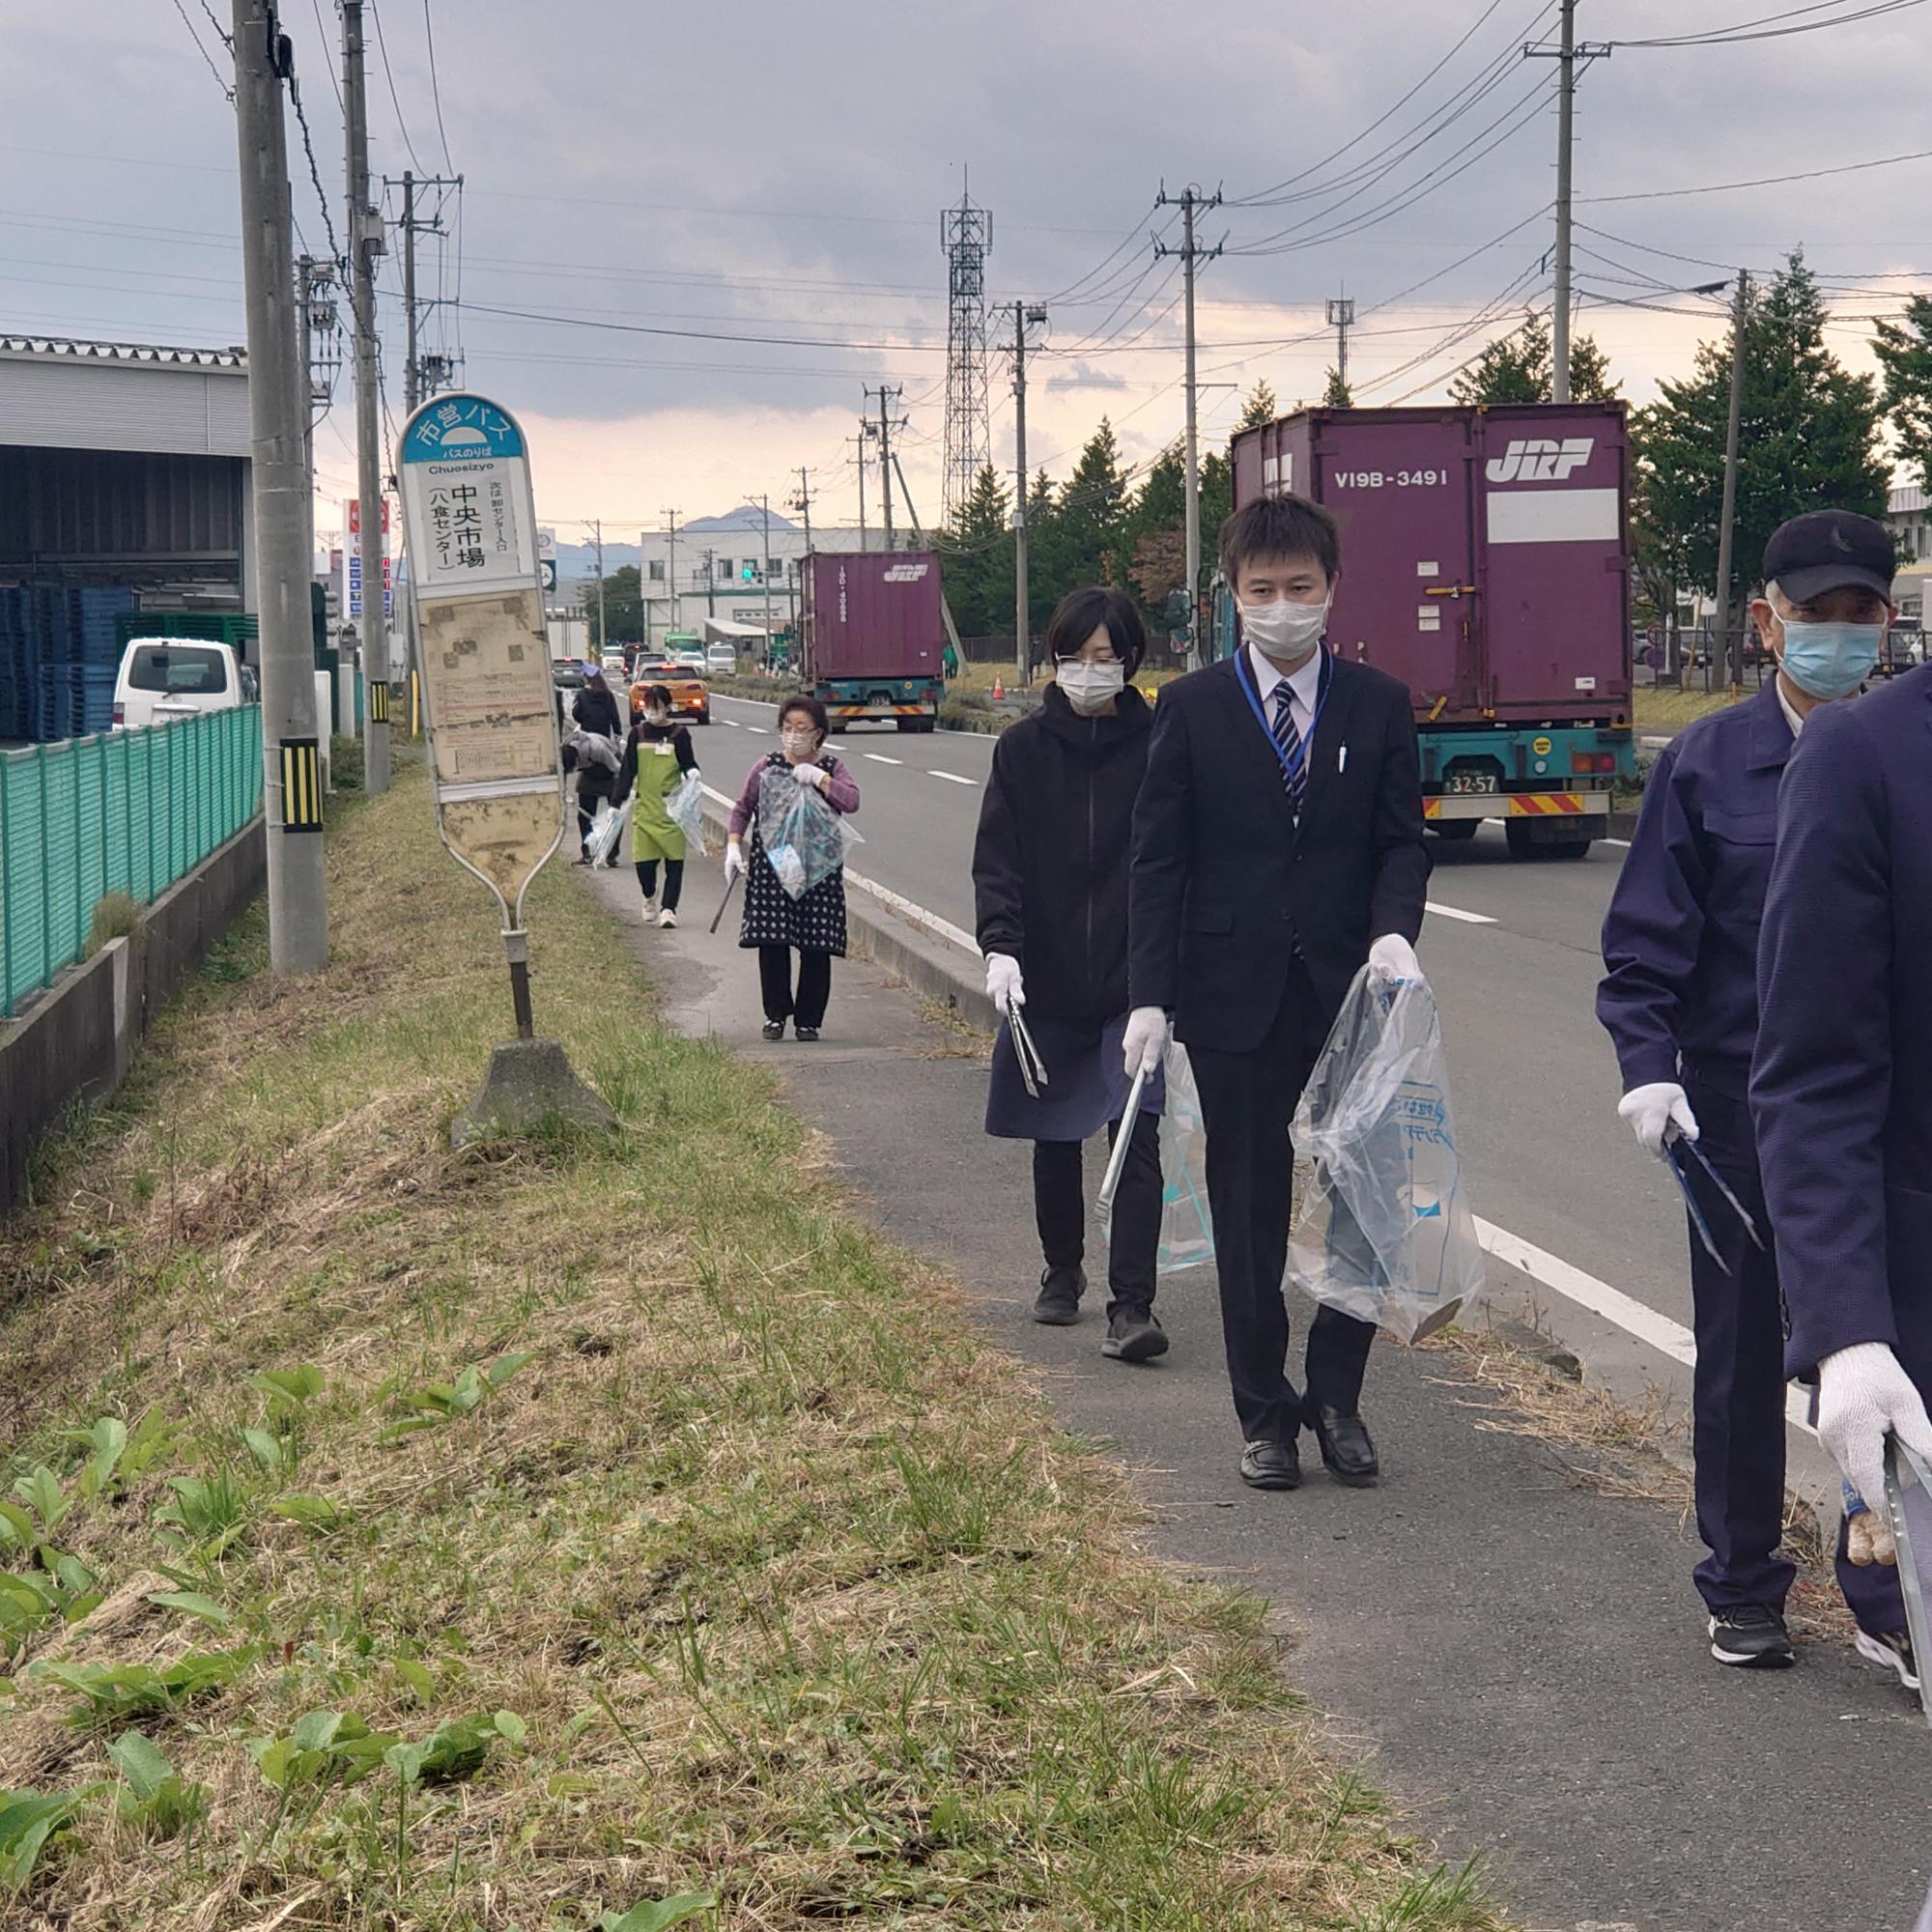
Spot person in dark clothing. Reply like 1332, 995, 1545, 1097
974, 586, 1166, 1364
611, 684, 699, 924
570, 671, 624, 864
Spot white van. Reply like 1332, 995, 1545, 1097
112, 639, 247, 731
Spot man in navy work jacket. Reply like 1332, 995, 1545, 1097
1126, 494, 1429, 1492
1752, 512, 1931, 1698
1600, 509, 1910, 1678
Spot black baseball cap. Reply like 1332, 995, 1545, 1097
1761, 509, 1895, 604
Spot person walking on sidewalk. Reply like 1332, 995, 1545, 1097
1748, 512, 1928, 1698
570, 670, 624, 866
973, 586, 1167, 1365
1598, 509, 1912, 1677
724, 696, 860, 1042
1126, 494, 1429, 1493
611, 683, 698, 927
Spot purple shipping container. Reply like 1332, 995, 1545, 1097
1230, 402, 1631, 727
800, 551, 944, 682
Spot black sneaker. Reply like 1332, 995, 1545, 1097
760, 1019, 785, 1041
1101, 1307, 1169, 1362
1855, 1628, 1921, 1691
1032, 1264, 1084, 1325
1708, 1603, 1796, 1668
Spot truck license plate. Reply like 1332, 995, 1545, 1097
1445, 773, 1499, 795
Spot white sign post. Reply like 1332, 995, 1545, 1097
398, 393, 612, 1145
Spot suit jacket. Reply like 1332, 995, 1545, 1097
1752, 667, 1932, 1391
1128, 650, 1429, 1054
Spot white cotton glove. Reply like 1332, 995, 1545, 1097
1367, 933, 1421, 987
1817, 1343, 1932, 1524
793, 761, 827, 790
1617, 1081, 1699, 1157
1122, 1006, 1170, 1078
984, 952, 1025, 1009
724, 841, 746, 887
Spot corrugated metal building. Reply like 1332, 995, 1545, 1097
0, 335, 252, 603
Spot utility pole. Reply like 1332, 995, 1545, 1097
1525, 2, 1608, 406
1326, 296, 1355, 394
1155, 184, 1223, 655
760, 494, 775, 646
341, 0, 388, 793
1714, 269, 1751, 694
662, 507, 679, 648
850, 431, 869, 551
233, 0, 327, 972
1005, 300, 1047, 684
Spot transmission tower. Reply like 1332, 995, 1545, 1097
940, 180, 992, 526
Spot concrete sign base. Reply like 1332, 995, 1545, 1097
449, 1037, 617, 1150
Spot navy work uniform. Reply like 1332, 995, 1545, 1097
1599, 684, 1905, 1637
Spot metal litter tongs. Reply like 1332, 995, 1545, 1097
1007, 999, 1050, 1101
1664, 1128, 1768, 1277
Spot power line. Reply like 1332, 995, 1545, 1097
422, 0, 454, 170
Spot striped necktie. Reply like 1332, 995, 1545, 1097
1270, 683, 1307, 818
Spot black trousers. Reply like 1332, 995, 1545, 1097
636, 857, 684, 911
1033, 1108, 1162, 1317
1188, 959, 1375, 1443
759, 946, 832, 1027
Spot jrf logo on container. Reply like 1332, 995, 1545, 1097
1485, 438, 1594, 484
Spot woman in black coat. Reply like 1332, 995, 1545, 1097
569, 671, 624, 862
972, 585, 1165, 1364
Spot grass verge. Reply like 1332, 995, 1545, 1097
0, 760, 1500, 1931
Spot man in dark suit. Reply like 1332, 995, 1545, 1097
1127, 494, 1430, 1491
1753, 527, 1932, 1697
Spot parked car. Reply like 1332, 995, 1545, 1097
633, 659, 710, 724
112, 639, 246, 730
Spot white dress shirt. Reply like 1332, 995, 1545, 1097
1246, 641, 1324, 744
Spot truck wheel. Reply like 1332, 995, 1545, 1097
1431, 820, 1481, 842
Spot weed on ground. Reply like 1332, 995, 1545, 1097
0, 761, 1502, 1930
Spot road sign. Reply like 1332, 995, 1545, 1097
399, 391, 565, 1037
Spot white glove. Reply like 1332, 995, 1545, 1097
724, 842, 746, 887
1617, 1081, 1699, 1156
1367, 933, 1420, 986
793, 761, 827, 790
1817, 1342, 1932, 1522
1122, 1006, 1170, 1078
984, 952, 1024, 1008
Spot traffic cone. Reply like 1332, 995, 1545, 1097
991, 673, 1005, 700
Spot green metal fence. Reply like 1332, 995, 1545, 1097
0, 706, 264, 1018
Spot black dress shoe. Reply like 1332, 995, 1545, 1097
1238, 1438, 1301, 1491
1307, 1405, 1378, 1487
1032, 1264, 1085, 1325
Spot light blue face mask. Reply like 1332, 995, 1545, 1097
1776, 615, 1884, 700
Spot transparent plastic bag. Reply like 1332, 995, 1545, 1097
666, 768, 708, 844
583, 795, 633, 866
756, 765, 863, 899
1287, 965, 1483, 1342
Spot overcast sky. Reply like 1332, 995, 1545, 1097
7, 1, 1929, 543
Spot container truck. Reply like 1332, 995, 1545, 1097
799, 551, 944, 732
1222, 401, 1637, 859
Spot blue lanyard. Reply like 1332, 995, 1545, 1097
1235, 644, 1332, 787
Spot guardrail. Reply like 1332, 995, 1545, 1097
0, 705, 264, 1018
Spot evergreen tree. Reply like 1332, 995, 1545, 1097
1321, 367, 1354, 408
1639, 253, 1888, 601
1450, 308, 1620, 406
1873, 294, 1932, 491
936, 463, 1012, 638
1236, 380, 1279, 430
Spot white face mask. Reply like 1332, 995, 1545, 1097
1239, 595, 1329, 665
1057, 660, 1125, 714
781, 729, 818, 759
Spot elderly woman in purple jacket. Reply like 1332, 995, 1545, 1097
723, 696, 861, 1041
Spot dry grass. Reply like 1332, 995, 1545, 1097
0, 761, 1501, 1930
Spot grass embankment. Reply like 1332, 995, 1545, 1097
1632, 685, 1745, 732
0, 761, 1500, 1931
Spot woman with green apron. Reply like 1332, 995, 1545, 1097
611, 683, 699, 926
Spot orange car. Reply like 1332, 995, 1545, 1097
631, 661, 710, 725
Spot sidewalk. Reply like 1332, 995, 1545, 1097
586, 851, 1932, 1932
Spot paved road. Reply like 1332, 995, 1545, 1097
584, 853, 1932, 1932
705, 692, 1752, 1465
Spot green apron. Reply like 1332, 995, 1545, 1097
629, 739, 687, 863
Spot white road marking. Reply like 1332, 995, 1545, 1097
930, 770, 977, 786
1425, 900, 1495, 926
865, 753, 903, 765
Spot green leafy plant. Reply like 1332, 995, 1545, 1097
106, 1732, 208, 1842
596, 1895, 716, 1932
0, 1786, 99, 1892
379, 1353, 535, 1443
31, 1651, 243, 1727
